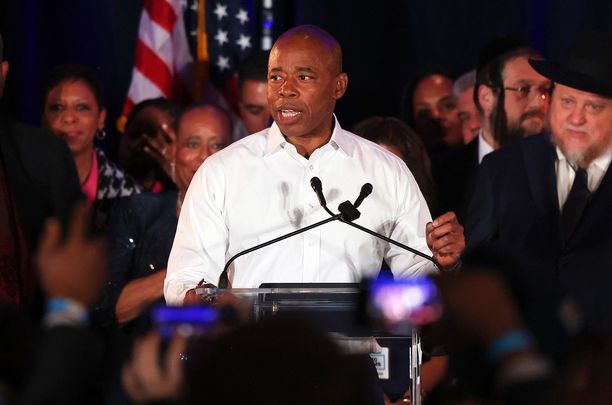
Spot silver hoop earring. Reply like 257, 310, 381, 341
96, 128, 107, 140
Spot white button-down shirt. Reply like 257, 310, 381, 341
555, 147, 612, 209
164, 118, 435, 305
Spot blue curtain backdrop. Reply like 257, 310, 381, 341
1, 0, 611, 153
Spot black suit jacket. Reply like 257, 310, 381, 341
465, 133, 612, 358
0, 116, 81, 250
432, 137, 479, 219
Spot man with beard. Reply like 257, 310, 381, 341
475, 38, 550, 151
434, 38, 550, 219
464, 31, 612, 361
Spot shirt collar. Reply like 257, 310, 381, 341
264, 115, 355, 157
556, 146, 612, 172
478, 129, 495, 164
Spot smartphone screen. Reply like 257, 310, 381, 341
153, 305, 219, 339
368, 276, 443, 331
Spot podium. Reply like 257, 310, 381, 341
196, 283, 423, 405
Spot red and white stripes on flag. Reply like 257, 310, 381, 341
119, 0, 193, 129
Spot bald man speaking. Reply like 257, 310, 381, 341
165, 25, 464, 305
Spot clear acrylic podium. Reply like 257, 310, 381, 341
196, 284, 423, 405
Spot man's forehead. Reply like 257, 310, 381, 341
269, 47, 332, 71
554, 83, 612, 101
269, 32, 340, 70
502, 55, 547, 82
272, 36, 329, 56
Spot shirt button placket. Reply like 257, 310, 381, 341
303, 162, 319, 281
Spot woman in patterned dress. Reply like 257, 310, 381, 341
41, 64, 143, 231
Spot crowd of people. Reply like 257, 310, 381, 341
0, 21, 611, 405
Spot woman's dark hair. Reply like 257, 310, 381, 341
173, 101, 232, 136
41, 63, 105, 111
352, 116, 438, 213
124, 97, 180, 135
400, 67, 454, 127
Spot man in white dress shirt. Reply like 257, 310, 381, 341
165, 25, 464, 305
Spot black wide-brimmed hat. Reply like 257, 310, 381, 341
529, 31, 612, 98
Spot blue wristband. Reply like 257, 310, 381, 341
45, 297, 89, 326
486, 329, 533, 362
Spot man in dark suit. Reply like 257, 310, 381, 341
435, 39, 551, 220
465, 31, 612, 360
0, 33, 81, 310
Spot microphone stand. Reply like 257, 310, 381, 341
339, 217, 441, 271
315, 179, 442, 272
218, 214, 343, 288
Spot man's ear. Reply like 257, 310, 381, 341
477, 84, 496, 116
333, 72, 348, 100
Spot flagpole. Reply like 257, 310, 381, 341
195, 0, 209, 101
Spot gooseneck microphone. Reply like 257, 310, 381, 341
310, 177, 327, 207
217, 177, 440, 288
353, 183, 373, 208
313, 179, 442, 272
217, 180, 344, 287
311, 176, 337, 217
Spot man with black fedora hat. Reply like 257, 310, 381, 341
464, 31, 612, 360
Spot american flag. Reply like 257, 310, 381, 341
120, 0, 266, 129
201, 0, 258, 89
119, 0, 193, 129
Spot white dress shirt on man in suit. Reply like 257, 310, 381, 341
555, 146, 612, 208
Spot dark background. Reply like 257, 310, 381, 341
1, 0, 611, 151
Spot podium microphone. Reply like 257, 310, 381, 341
310, 177, 327, 207
311, 181, 442, 272
354, 183, 373, 208
217, 181, 344, 287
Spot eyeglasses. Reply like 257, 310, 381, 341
504, 85, 551, 101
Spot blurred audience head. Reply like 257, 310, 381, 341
120, 97, 180, 188
406, 70, 463, 148
475, 38, 549, 148
238, 51, 271, 134
453, 70, 481, 144
352, 116, 437, 213
174, 103, 232, 192
41, 64, 106, 159
184, 316, 372, 405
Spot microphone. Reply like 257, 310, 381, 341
310, 177, 327, 207
311, 177, 337, 217
315, 182, 442, 272
353, 183, 373, 208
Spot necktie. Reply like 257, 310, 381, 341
561, 168, 590, 242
